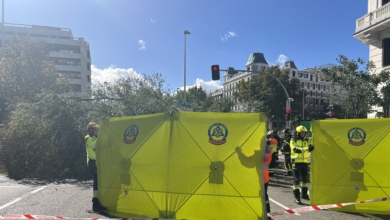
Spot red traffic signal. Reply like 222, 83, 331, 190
211, 65, 220, 81
286, 109, 291, 114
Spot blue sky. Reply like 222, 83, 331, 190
6, 0, 367, 92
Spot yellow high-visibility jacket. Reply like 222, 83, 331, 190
85, 135, 97, 163
290, 137, 309, 163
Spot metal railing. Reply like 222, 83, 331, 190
356, 3, 390, 30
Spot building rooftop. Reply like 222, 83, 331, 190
246, 52, 268, 66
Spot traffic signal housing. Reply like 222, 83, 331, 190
285, 109, 291, 121
211, 65, 220, 80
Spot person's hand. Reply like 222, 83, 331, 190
235, 146, 242, 153
293, 148, 302, 153
308, 145, 314, 152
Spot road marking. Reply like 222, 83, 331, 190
0, 198, 22, 210
269, 197, 300, 216
31, 186, 47, 194
0, 186, 47, 210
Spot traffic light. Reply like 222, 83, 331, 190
211, 65, 220, 80
285, 109, 291, 121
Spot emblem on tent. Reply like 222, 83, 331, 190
123, 125, 139, 144
347, 127, 366, 146
208, 123, 228, 145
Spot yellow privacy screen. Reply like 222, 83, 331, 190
95, 112, 267, 220
311, 119, 390, 214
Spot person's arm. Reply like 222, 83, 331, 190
235, 147, 255, 168
290, 138, 302, 154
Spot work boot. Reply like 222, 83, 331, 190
301, 187, 310, 200
92, 197, 107, 213
293, 189, 302, 204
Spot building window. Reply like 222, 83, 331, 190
87, 75, 91, 82
304, 73, 308, 78
383, 38, 390, 67
87, 50, 91, 58
252, 65, 258, 72
87, 63, 91, 70
310, 74, 313, 81
292, 71, 296, 77
246, 67, 250, 71
298, 72, 302, 78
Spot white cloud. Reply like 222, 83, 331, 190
138, 40, 146, 50
91, 65, 141, 84
178, 78, 223, 94
276, 54, 288, 66
151, 18, 156, 23
267, 54, 289, 66
221, 31, 237, 41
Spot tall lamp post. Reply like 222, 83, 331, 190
2, 0, 4, 48
183, 30, 190, 102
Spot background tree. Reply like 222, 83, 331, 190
209, 97, 234, 112
0, 93, 89, 180
233, 66, 303, 123
0, 37, 69, 102
320, 55, 382, 118
87, 72, 177, 118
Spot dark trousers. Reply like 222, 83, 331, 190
284, 156, 292, 172
264, 182, 270, 213
88, 159, 98, 191
269, 152, 278, 171
292, 162, 309, 186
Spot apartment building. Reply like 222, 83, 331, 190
353, 0, 390, 118
212, 52, 333, 120
0, 23, 91, 96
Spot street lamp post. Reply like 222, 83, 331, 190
2, 0, 4, 48
183, 30, 190, 102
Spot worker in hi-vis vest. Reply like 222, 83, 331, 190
267, 130, 278, 176
85, 122, 107, 212
290, 125, 314, 204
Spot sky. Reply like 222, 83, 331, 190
5, 0, 368, 93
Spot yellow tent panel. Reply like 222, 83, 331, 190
96, 112, 267, 220
311, 119, 390, 214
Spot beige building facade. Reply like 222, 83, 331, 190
212, 52, 334, 122
354, 0, 390, 118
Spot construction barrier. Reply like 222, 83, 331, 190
311, 118, 390, 214
96, 112, 268, 220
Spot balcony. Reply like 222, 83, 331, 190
48, 51, 81, 59
354, 3, 390, 45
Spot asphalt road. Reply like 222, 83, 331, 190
0, 159, 389, 220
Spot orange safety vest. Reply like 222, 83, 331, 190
269, 137, 278, 153
263, 151, 272, 183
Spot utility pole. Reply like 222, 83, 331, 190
2, 0, 4, 49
